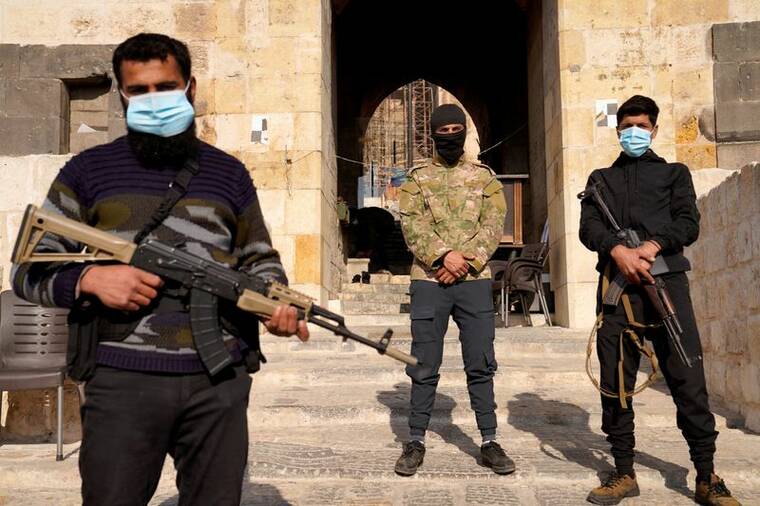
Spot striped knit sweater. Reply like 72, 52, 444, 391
11, 136, 286, 373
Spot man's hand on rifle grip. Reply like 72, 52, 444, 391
636, 240, 661, 264
611, 245, 655, 285
265, 305, 309, 341
79, 265, 163, 311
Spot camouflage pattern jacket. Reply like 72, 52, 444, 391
399, 156, 507, 282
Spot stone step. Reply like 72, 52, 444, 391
246, 382, 730, 431
339, 291, 410, 303
243, 424, 758, 485
341, 282, 410, 293
341, 300, 411, 314
370, 273, 410, 284
4, 413, 756, 505
260, 327, 589, 356
253, 353, 590, 388
6, 463, 752, 506
342, 313, 416, 326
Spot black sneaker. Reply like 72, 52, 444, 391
480, 441, 516, 475
394, 441, 425, 476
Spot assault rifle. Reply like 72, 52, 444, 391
12, 205, 420, 374
578, 180, 692, 368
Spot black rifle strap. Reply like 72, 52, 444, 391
133, 154, 200, 245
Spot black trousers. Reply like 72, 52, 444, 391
80, 364, 252, 506
406, 279, 498, 435
596, 272, 718, 475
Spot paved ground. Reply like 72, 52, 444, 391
1, 326, 758, 505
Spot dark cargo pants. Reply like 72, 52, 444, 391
79, 363, 252, 506
597, 272, 718, 475
406, 279, 498, 436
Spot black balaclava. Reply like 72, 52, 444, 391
431, 104, 467, 166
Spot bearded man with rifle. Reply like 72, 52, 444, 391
10, 33, 416, 506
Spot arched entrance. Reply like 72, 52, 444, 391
332, 0, 548, 278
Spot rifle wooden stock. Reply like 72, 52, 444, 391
13, 205, 136, 264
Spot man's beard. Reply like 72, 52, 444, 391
127, 123, 199, 168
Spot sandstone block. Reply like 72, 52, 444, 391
748, 314, 760, 363
738, 164, 760, 220
708, 359, 727, 396
215, 0, 247, 38
559, 30, 585, 70
669, 25, 712, 65
294, 234, 321, 284
285, 190, 321, 235
214, 77, 248, 114
673, 68, 714, 106
560, 2, 648, 30
741, 365, 760, 404
735, 220, 753, 264
247, 73, 322, 113
267, 0, 322, 38
560, 67, 650, 108
271, 233, 296, 278
653, 0, 728, 27
257, 189, 287, 233
726, 359, 744, 399
744, 405, 760, 433
562, 107, 593, 147
174, 3, 217, 41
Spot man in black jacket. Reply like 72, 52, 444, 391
580, 95, 741, 506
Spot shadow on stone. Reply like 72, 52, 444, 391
507, 392, 692, 500
649, 378, 757, 436
377, 382, 481, 462
157, 482, 291, 506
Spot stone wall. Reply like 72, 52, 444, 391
0, 0, 339, 302
550, 0, 760, 327
713, 20, 760, 169
685, 163, 760, 432
0, 155, 69, 291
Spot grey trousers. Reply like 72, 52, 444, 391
406, 279, 498, 436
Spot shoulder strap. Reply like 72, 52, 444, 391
134, 154, 200, 244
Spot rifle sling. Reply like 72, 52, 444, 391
586, 264, 661, 409
136, 154, 234, 376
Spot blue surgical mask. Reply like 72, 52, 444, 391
618, 126, 652, 158
121, 81, 195, 137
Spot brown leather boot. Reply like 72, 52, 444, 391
586, 471, 640, 505
695, 474, 742, 505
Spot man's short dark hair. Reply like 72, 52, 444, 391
112, 33, 192, 87
616, 95, 659, 126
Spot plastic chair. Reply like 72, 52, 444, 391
488, 260, 509, 327
502, 243, 552, 327
0, 290, 69, 460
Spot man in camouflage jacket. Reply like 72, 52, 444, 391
393, 104, 514, 477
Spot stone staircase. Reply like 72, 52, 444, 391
2, 325, 760, 505
339, 273, 411, 326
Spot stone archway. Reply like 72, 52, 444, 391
331, 0, 548, 281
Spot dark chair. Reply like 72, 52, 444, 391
502, 243, 552, 327
0, 290, 70, 460
488, 260, 509, 327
